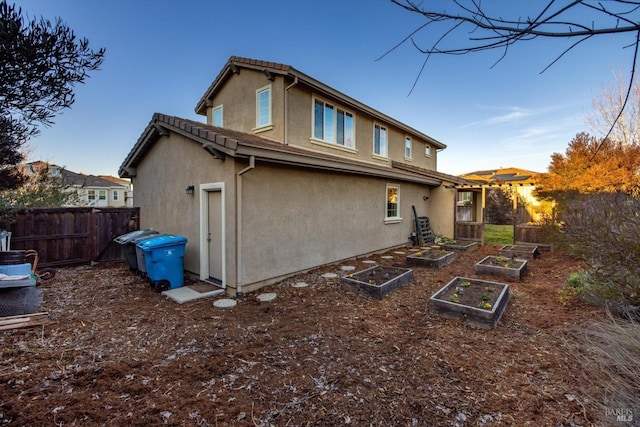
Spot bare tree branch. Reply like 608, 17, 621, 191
388, 0, 640, 155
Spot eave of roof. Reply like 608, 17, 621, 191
194, 56, 446, 150
119, 114, 442, 186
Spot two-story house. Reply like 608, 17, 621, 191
119, 56, 469, 295
25, 161, 130, 207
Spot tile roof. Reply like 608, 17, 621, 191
120, 113, 445, 186
194, 56, 446, 149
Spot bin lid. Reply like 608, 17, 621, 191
114, 229, 158, 244
136, 234, 187, 250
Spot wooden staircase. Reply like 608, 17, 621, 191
413, 205, 435, 246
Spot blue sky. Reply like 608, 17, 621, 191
14, 0, 634, 176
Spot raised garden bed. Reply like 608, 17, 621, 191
429, 276, 510, 329
439, 240, 479, 252
499, 244, 540, 259
342, 265, 413, 300
475, 255, 527, 280
406, 248, 455, 268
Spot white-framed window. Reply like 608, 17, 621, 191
256, 85, 271, 129
113, 191, 119, 201
405, 136, 412, 159
312, 98, 355, 148
386, 184, 400, 220
374, 124, 388, 157
212, 105, 223, 127
98, 190, 107, 201
88, 190, 96, 201
425, 144, 431, 157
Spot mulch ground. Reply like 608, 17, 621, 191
0, 244, 608, 426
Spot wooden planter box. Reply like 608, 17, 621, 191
406, 249, 455, 268
429, 277, 510, 329
342, 266, 413, 300
499, 244, 539, 260
439, 240, 479, 252
475, 255, 527, 280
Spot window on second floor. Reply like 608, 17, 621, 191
88, 190, 96, 201
256, 85, 271, 129
312, 98, 355, 148
405, 136, 412, 159
425, 144, 432, 157
374, 124, 388, 157
212, 105, 223, 127
98, 190, 107, 201
113, 191, 119, 201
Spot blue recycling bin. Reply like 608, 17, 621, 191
136, 235, 188, 291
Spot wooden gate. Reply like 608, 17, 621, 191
6, 207, 139, 267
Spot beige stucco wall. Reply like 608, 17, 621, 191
237, 163, 430, 287
205, 74, 439, 173
285, 84, 438, 171
427, 185, 456, 238
207, 70, 284, 142
130, 131, 453, 294
131, 133, 237, 282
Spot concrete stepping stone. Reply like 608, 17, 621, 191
381, 255, 394, 259
257, 292, 277, 302
213, 298, 237, 308
322, 272, 338, 279
292, 281, 309, 288
394, 251, 406, 255
340, 265, 356, 271
362, 260, 377, 264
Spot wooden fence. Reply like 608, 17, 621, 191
5, 207, 140, 267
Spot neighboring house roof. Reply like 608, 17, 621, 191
25, 162, 127, 189
98, 175, 131, 186
119, 113, 470, 187
194, 56, 447, 150
460, 167, 540, 185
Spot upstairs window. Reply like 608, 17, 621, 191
256, 85, 271, 128
313, 98, 354, 148
88, 190, 96, 201
98, 190, 107, 201
405, 136, 412, 158
113, 191, 119, 201
425, 144, 432, 157
212, 105, 223, 127
374, 124, 388, 157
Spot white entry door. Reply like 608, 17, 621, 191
200, 183, 225, 287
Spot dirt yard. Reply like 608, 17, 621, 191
0, 244, 607, 426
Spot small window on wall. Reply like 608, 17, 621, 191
374, 124, 388, 157
88, 190, 96, 201
457, 191, 473, 206
425, 145, 432, 157
386, 184, 400, 220
113, 191, 119, 201
256, 85, 271, 129
98, 190, 107, 201
405, 137, 412, 158
212, 105, 223, 127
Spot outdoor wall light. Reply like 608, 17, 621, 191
185, 185, 195, 196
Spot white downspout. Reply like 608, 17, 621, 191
284, 76, 298, 145
235, 155, 255, 297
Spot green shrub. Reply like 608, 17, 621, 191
553, 192, 640, 318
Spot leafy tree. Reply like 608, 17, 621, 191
0, 163, 80, 228
536, 132, 640, 197
0, 1, 105, 190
